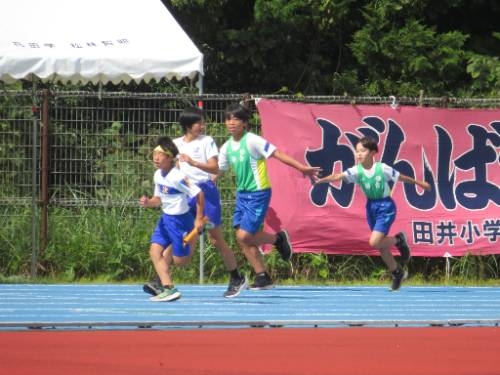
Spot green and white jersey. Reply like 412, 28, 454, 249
342, 162, 400, 199
219, 132, 276, 192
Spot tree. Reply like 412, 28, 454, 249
166, 0, 359, 94
349, 1, 469, 96
164, 0, 500, 97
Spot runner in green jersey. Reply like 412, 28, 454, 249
314, 137, 431, 291
219, 104, 321, 289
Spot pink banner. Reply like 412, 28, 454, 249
257, 99, 500, 257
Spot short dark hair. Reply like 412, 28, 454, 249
154, 136, 179, 157
357, 136, 378, 153
178, 106, 204, 133
224, 104, 250, 123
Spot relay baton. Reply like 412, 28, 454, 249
183, 216, 210, 245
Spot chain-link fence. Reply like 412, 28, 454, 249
1, 90, 499, 280
0, 91, 262, 279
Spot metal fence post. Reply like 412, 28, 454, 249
199, 233, 205, 284
29, 96, 39, 277
39, 89, 50, 259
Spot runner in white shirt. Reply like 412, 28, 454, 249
173, 107, 247, 298
139, 136, 205, 302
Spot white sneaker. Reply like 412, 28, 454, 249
150, 287, 181, 302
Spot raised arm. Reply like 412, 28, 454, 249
272, 149, 321, 178
398, 174, 432, 191
313, 173, 345, 185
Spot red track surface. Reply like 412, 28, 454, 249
2, 327, 499, 375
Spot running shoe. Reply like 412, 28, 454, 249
142, 277, 162, 296
395, 232, 411, 265
150, 287, 181, 302
248, 272, 274, 290
275, 230, 292, 261
390, 267, 408, 291
223, 275, 248, 298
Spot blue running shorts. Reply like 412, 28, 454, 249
188, 180, 222, 227
365, 196, 397, 235
150, 212, 194, 257
233, 189, 272, 234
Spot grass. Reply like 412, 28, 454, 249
1, 206, 499, 286
2, 275, 499, 287
2, 253, 499, 287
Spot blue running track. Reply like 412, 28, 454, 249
1, 284, 499, 330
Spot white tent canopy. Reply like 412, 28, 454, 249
0, 0, 203, 85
